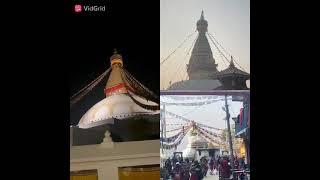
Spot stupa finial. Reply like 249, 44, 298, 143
201, 10, 204, 20
230, 56, 235, 67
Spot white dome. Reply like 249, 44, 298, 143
182, 131, 208, 159
78, 94, 159, 128
183, 147, 196, 159
188, 134, 208, 149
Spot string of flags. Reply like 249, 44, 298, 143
165, 126, 185, 133
160, 130, 182, 143
70, 68, 110, 107
162, 110, 191, 123
196, 127, 222, 145
166, 123, 188, 126
161, 126, 191, 143
160, 98, 225, 106
163, 95, 221, 101
197, 123, 223, 131
197, 126, 222, 139
161, 109, 223, 131
159, 109, 226, 150
161, 135, 184, 150
160, 123, 223, 150
161, 127, 191, 150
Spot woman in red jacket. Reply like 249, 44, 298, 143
220, 159, 231, 180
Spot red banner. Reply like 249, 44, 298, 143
104, 83, 127, 95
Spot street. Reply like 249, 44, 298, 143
203, 173, 219, 180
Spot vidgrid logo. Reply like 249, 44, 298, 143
74, 4, 106, 13
74, 5, 82, 13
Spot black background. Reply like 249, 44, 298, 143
250, 1, 319, 179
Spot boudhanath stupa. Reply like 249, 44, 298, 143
70, 50, 160, 144
70, 51, 160, 179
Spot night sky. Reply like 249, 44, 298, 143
67, 1, 159, 125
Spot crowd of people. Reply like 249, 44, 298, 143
161, 155, 249, 180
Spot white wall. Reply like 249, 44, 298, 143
70, 140, 160, 180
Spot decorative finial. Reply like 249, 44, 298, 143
100, 130, 114, 148
201, 10, 204, 20
197, 10, 208, 33
110, 48, 123, 67
230, 56, 235, 66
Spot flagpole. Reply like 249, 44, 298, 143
224, 95, 236, 180
161, 104, 164, 154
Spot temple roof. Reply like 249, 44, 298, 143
167, 79, 221, 90
215, 57, 250, 78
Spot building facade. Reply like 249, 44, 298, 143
70, 137, 159, 180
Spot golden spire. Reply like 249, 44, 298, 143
110, 48, 123, 67
105, 49, 127, 96
230, 56, 235, 67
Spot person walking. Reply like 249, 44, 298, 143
165, 158, 172, 178
209, 157, 214, 175
181, 158, 190, 180
172, 162, 184, 180
239, 156, 245, 170
190, 160, 203, 180
200, 156, 208, 177
220, 158, 231, 180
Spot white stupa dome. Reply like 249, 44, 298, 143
78, 94, 159, 129
183, 131, 208, 159
189, 134, 208, 149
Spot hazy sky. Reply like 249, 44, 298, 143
160, 0, 250, 89
160, 95, 243, 154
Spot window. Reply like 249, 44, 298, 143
70, 169, 98, 180
118, 165, 160, 180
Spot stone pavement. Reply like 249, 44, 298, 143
203, 173, 219, 180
